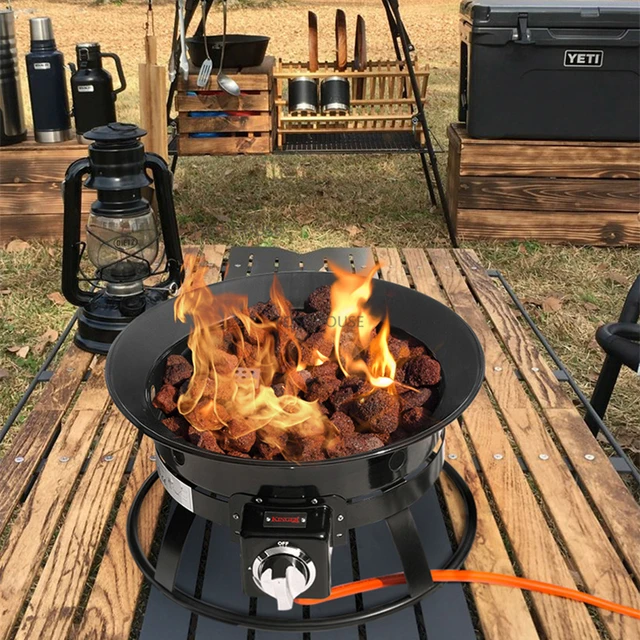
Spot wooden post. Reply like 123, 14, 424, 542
139, 35, 168, 163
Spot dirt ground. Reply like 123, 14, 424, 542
1, 0, 638, 460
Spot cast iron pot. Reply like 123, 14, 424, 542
105, 272, 484, 502
186, 35, 269, 69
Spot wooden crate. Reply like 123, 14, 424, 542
447, 123, 640, 246
274, 59, 429, 149
0, 135, 88, 242
176, 57, 274, 156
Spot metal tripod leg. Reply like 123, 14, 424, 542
381, 0, 457, 246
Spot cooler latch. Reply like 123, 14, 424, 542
514, 14, 532, 44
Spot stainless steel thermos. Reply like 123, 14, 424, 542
25, 17, 72, 143
70, 43, 126, 143
0, 8, 27, 146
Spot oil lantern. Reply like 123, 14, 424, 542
62, 123, 183, 354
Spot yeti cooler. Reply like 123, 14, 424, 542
459, 0, 640, 140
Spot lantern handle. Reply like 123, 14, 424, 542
144, 153, 184, 292
62, 158, 94, 307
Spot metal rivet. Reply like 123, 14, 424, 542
149, 455, 157, 462
337, 533, 343, 538
103, 454, 114, 462
494, 366, 502, 372
539, 454, 549, 461
234, 263, 242, 268
59, 456, 70, 463
448, 453, 458, 460
301, 517, 306, 523
311, 498, 318, 505
585, 454, 595, 461
234, 530, 240, 535
14, 456, 24, 464
265, 516, 271, 522
493, 453, 503, 460
233, 513, 240, 520
255, 497, 262, 504
337, 515, 344, 522
532, 367, 540, 372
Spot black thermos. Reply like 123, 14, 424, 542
70, 43, 126, 143
25, 17, 72, 143
0, 8, 27, 146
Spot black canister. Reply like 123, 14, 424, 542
26, 17, 72, 143
0, 9, 27, 146
288, 77, 318, 115
71, 43, 126, 143
320, 76, 350, 114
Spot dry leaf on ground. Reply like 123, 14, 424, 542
0, 368, 9, 381
0, 288, 10, 295
6, 239, 30, 253
47, 292, 66, 305
7, 345, 30, 358
34, 329, 59, 355
345, 225, 362, 237
602, 271, 628, 286
582, 302, 599, 312
542, 296, 563, 313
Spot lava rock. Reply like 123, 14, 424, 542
163, 355, 193, 386
404, 355, 441, 387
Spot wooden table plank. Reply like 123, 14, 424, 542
74, 437, 164, 640
402, 248, 539, 640
14, 410, 138, 640
0, 344, 94, 533
429, 249, 640, 640
455, 248, 640, 580
406, 251, 598, 638
0, 358, 111, 639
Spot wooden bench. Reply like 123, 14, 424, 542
0, 246, 638, 640
447, 124, 640, 246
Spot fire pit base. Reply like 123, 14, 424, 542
126, 461, 477, 632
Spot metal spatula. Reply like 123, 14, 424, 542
197, 0, 213, 87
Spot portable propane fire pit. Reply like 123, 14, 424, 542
105, 258, 484, 631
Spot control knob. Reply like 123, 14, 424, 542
252, 546, 316, 610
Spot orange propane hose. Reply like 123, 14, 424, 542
296, 570, 640, 620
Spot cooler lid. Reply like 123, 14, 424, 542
460, 0, 640, 28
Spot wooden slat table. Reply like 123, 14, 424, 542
0, 246, 638, 640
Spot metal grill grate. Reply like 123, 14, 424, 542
278, 131, 426, 154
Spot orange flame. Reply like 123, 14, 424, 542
173, 255, 400, 458
326, 262, 396, 389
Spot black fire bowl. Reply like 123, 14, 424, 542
106, 272, 484, 526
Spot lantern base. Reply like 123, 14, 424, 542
74, 289, 168, 355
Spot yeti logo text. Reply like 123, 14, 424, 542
564, 50, 603, 68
